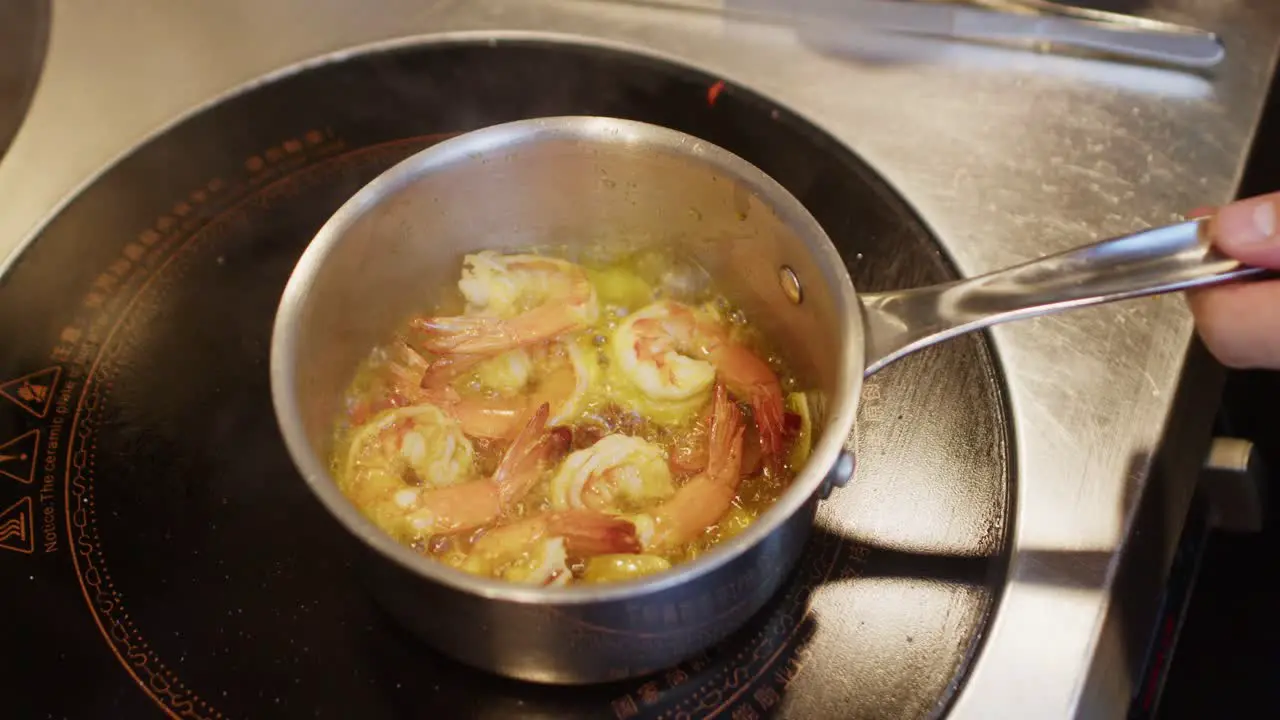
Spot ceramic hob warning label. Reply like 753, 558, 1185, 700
0, 429, 38, 485
0, 366, 61, 418
0, 365, 68, 557
0, 496, 34, 554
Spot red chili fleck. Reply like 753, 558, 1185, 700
549, 426, 573, 456
707, 80, 726, 106
782, 411, 803, 438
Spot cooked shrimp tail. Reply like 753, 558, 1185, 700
546, 510, 643, 556
748, 389, 786, 475
413, 314, 571, 355
698, 324, 785, 473
645, 384, 746, 551
401, 402, 565, 535
704, 384, 746, 482
492, 402, 563, 506
387, 342, 431, 386
419, 353, 486, 390
348, 343, 433, 423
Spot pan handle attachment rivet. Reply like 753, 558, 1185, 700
830, 450, 855, 487
818, 451, 856, 500
779, 266, 802, 304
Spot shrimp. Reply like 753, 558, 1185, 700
418, 351, 521, 393
342, 403, 565, 539
549, 434, 677, 514
422, 339, 597, 440
346, 342, 435, 425
412, 252, 600, 355
461, 509, 641, 585
399, 403, 568, 535
611, 300, 784, 472
639, 384, 746, 552
341, 403, 475, 495
668, 410, 764, 478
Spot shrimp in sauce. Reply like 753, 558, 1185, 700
337, 402, 565, 540
638, 384, 746, 552
611, 300, 786, 474
462, 509, 641, 586
422, 339, 597, 440
549, 434, 676, 514
412, 252, 600, 355
334, 247, 812, 586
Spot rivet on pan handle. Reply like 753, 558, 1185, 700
818, 449, 856, 499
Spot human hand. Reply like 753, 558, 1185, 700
1187, 190, 1280, 369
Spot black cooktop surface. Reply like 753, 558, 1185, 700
0, 39, 1012, 719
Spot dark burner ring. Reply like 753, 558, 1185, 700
0, 36, 1012, 719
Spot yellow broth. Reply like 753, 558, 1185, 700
331, 247, 812, 585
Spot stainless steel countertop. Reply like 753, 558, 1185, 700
1, 1, 1276, 717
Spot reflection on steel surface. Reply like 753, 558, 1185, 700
861, 217, 1268, 374
604, 0, 1227, 68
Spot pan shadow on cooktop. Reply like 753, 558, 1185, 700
354, 526, 1002, 719
0, 0, 50, 163
0, 39, 1013, 719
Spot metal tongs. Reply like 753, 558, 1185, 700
607, 0, 1225, 69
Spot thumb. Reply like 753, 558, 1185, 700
1201, 191, 1280, 268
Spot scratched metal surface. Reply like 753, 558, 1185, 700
0, 1, 1276, 718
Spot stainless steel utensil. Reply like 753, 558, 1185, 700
600, 0, 1226, 69
270, 116, 1257, 684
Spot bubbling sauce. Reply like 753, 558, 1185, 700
332, 247, 813, 586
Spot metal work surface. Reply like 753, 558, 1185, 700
0, 1, 1276, 718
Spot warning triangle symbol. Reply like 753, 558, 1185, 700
0, 497, 33, 554
0, 366, 61, 418
0, 429, 39, 485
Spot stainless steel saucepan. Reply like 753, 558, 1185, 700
270, 116, 1260, 684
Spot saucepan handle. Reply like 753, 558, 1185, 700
858, 217, 1273, 376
